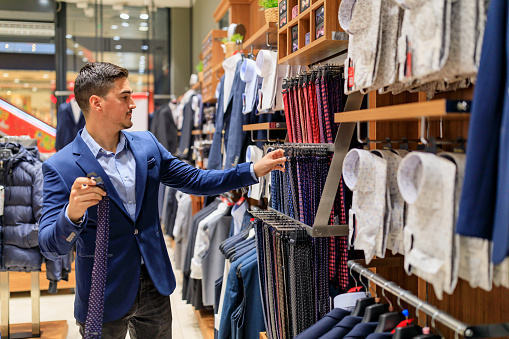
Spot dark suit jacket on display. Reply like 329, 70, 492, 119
38, 130, 257, 323
55, 102, 85, 151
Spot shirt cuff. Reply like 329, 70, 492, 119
65, 205, 86, 226
249, 162, 259, 183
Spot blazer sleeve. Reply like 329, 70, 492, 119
38, 160, 88, 260
148, 132, 258, 195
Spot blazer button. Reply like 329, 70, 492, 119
134, 229, 139, 235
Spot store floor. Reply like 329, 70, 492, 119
8, 235, 203, 339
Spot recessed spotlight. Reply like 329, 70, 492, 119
82, 57, 88, 62
14, 79, 20, 83
23, 83, 29, 88
65, 34, 73, 39
4, 44, 9, 48
121, 22, 129, 27
6, 91, 11, 95
140, 55, 145, 59
42, 74, 49, 79
113, 36, 120, 41
140, 22, 148, 27
141, 45, 148, 50
74, 43, 79, 48
32, 87, 37, 92
2, 73, 8, 77
32, 44, 36, 52
111, 24, 118, 30
78, 50, 83, 55
139, 26, 148, 32
140, 10, 149, 20
115, 45, 122, 50
120, 9, 129, 20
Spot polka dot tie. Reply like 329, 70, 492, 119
84, 182, 109, 339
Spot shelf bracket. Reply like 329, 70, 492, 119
266, 32, 276, 51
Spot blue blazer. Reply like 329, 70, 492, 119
456, 0, 509, 264
55, 102, 85, 151
38, 130, 257, 323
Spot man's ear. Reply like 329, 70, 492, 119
89, 95, 102, 113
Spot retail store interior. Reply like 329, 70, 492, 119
1, 0, 509, 338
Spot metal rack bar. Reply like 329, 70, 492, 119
250, 207, 348, 237
348, 260, 509, 338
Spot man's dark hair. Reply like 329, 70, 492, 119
74, 62, 129, 115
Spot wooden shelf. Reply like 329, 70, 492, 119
279, 35, 348, 65
9, 263, 75, 293
195, 308, 214, 339
8, 320, 68, 339
242, 122, 286, 131
334, 99, 471, 123
242, 22, 278, 50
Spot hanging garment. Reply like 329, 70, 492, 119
456, 0, 509, 266
339, 0, 383, 94
208, 77, 226, 170
246, 146, 264, 200
178, 94, 196, 160
55, 100, 85, 151
371, 150, 405, 258
150, 102, 179, 154
223, 53, 244, 110
256, 50, 278, 111
343, 149, 387, 263
172, 191, 192, 271
395, 0, 452, 85
240, 58, 261, 115
397, 152, 456, 299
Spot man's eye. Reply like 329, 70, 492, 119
122, 96, 128, 100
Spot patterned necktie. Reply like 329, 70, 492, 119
85, 179, 109, 339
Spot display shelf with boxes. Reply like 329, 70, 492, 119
277, 0, 348, 65
201, 29, 227, 103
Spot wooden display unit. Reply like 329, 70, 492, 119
277, 0, 348, 65
213, 0, 268, 43
10, 263, 75, 293
202, 30, 227, 103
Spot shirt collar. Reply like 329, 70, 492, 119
81, 126, 128, 158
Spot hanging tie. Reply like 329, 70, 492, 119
84, 175, 109, 339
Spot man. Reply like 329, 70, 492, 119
38, 62, 286, 338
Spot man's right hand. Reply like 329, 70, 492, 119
67, 177, 107, 223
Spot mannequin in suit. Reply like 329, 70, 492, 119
38, 62, 285, 338
55, 98, 86, 151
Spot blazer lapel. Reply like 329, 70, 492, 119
72, 133, 132, 221
125, 133, 147, 221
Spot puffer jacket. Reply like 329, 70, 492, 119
0, 143, 73, 292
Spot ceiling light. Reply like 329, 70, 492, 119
23, 83, 29, 88
113, 36, 120, 41
6, 91, 11, 95
32, 87, 37, 92
2, 73, 8, 77
74, 43, 79, 48
140, 22, 148, 27
111, 24, 118, 30
139, 26, 148, 32
84, 7, 94, 18
121, 22, 129, 27
4, 43, 9, 48
76, 2, 88, 9
115, 45, 122, 50
32, 44, 36, 52
78, 50, 83, 55
141, 45, 148, 50
14, 79, 20, 83
82, 57, 88, 62
65, 34, 73, 39
120, 9, 130, 20
140, 10, 149, 20
42, 74, 49, 78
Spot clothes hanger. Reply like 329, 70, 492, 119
362, 272, 389, 323
375, 282, 403, 333
412, 302, 441, 339
391, 291, 421, 339
351, 268, 376, 317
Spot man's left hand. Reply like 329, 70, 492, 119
253, 149, 286, 177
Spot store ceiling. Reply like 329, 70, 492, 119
61, 0, 196, 8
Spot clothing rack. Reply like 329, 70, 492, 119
250, 207, 348, 237
348, 260, 509, 338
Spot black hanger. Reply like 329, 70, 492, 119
392, 324, 421, 339
413, 333, 441, 339
351, 297, 376, 317
375, 312, 404, 332
362, 303, 389, 323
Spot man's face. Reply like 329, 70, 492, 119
101, 77, 136, 130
